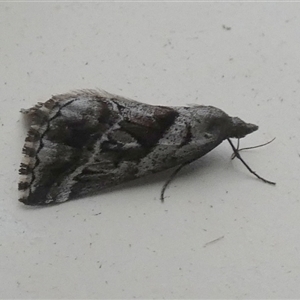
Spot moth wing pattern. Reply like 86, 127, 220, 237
19, 90, 189, 204
69, 96, 181, 200
19, 89, 260, 205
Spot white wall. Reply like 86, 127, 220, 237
1, 2, 299, 298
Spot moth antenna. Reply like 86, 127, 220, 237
227, 138, 276, 185
160, 163, 188, 202
231, 137, 276, 160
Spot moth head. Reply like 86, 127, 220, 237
229, 117, 258, 138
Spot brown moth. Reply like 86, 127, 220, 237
19, 90, 274, 205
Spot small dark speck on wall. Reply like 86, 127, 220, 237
222, 25, 231, 31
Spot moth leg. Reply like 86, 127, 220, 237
231, 138, 240, 159
160, 162, 190, 203
227, 138, 276, 185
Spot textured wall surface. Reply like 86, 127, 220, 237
1, 2, 299, 298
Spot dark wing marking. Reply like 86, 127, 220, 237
119, 106, 179, 147
68, 106, 179, 199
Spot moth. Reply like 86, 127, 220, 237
19, 90, 275, 205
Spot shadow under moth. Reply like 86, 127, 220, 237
19, 90, 275, 205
